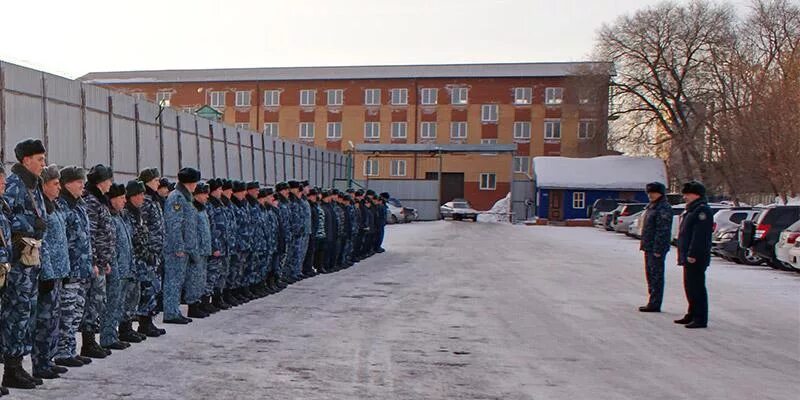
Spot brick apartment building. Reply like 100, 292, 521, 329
81, 62, 614, 210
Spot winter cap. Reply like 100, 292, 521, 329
14, 139, 46, 162
365, 189, 376, 197
168, 182, 176, 191
321, 190, 331, 198
177, 167, 201, 184
264, 187, 275, 196
257, 188, 269, 198
380, 192, 390, 200
646, 182, 666, 195
87, 164, 113, 184
301, 180, 310, 187
59, 166, 85, 184
158, 178, 170, 189
246, 181, 260, 190
107, 183, 126, 199
126, 180, 146, 198
208, 178, 223, 192
138, 168, 160, 184
288, 180, 301, 189
275, 182, 289, 192
194, 182, 210, 195
41, 164, 60, 183
681, 181, 706, 197
222, 179, 233, 191
233, 181, 247, 193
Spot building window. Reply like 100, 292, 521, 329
514, 87, 532, 104
513, 121, 531, 140
480, 138, 497, 155
545, 87, 564, 105
156, 91, 171, 106
421, 88, 438, 105
578, 120, 596, 139
390, 89, 408, 105
210, 91, 226, 109
390, 160, 407, 177
364, 159, 379, 177
264, 123, 279, 137
479, 173, 496, 190
326, 122, 342, 139
132, 92, 147, 101
514, 156, 530, 174
182, 106, 195, 114
544, 120, 562, 140
235, 123, 250, 130
451, 87, 468, 105
573, 192, 586, 209
420, 122, 437, 139
299, 122, 315, 139
300, 90, 316, 106
481, 104, 498, 122
364, 122, 380, 139
327, 89, 343, 106
450, 122, 468, 139
264, 90, 280, 106
235, 91, 251, 107
364, 89, 381, 106
391, 122, 407, 139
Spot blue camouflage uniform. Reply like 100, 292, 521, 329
137, 187, 165, 318
2, 164, 46, 359
219, 196, 237, 292
0, 199, 12, 354
227, 196, 251, 290
288, 196, 305, 278
277, 197, 294, 279
206, 195, 228, 296
100, 208, 136, 347
184, 201, 211, 305
298, 196, 312, 274
263, 203, 279, 281
640, 195, 673, 310
55, 192, 92, 360
124, 203, 150, 324
80, 185, 116, 335
244, 196, 262, 286
163, 184, 198, 320
32, 197, 69, 374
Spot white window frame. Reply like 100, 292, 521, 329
451, 87, 468, 105
578, 119, 596, 140
480, 138, 497, 156
181, 106, 195, 114
390, 88, 408, 105
132, 92, 147, 101
513, 156, 530, 174
420, 122, 437, 139
364, 122, 380, 139
391, 122, 407, 139
235, 90, 251, 107
544, 120, 562, 140
327, 89, 343, 106
513, 121, 532, 140
420, 88, 438, 105
481, 104, 498, 122
235, 122, 250, 131
300, 90, 316, 106
364, 89, 381, 106
450, 122, 468, 139
263, 90, 280, 106
514, 87, 532, 104
363, 159, 379, 177
479, 173, 496, 190
210, 91, 226, 109
390, 160, 407, 177
326, 122, 342, 139
573, 192, 586, 209
299, 122, 315, 139
545, 87, 564, 105
156, 91, 171, 106
263, 123, 279, 137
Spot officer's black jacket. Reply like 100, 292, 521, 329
677, 198, 713, 267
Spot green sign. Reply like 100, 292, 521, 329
195, 105, 222, 121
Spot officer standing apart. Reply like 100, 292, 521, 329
162, 168, 200, 324
675, 181, 713, 329
638, 182, 672, 313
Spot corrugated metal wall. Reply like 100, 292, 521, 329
0, 60, 347, 186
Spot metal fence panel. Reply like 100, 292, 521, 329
85, 110, 110, 166
83, 85, 109, 112
138, 123, 160, 171
3, 62, 42, 95
180, 131, 198, 169
112, 117, 136, 174
44, 73, 81, 104
198, 136, 213, 178
213, 140, 227, 177
45, 102, 82, 166
111, 93, 136, 119
162, 127, 179, 176
197, 118, 210, 138
5, 94, 44, 160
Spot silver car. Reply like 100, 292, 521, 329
440, 199, 479, 221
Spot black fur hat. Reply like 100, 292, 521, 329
288, 180, 301, 189
275, 182, 289, 192
681, 181, 706, 197
208, 178, 223, 192
246, 181, 260, 190
87, 164, 114, 184
14, 139, 46, 162
59, 166, 85, 184
138, 168, 161, 184
646, 182, 666, 195
233, 181, 247, 193
126, 180, 146, 198
107, 183, 126, 199
194, 182, 210, 195
177, 167, 201, 184
222, 179, 233, 191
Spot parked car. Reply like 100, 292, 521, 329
712, 211, 764, 265
627, 211, 644, 238
775, 220, 800, 271
788, 243, 800, 271
612, 203, 647, 233
588, 199, 633, 224
386, 198, 418, 224
739, 205, 800, 270
671, 203, 730, 244
440, 199, 479, 221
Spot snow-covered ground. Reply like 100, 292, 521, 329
12, 222, 799, 400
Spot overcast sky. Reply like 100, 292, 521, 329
1, 0, 752, 79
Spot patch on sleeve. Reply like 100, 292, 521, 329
173, 202, 182, 212
698, 212, 707, 221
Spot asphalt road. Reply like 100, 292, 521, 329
12, 221, 800, 400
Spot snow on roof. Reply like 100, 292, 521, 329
533, 156, 667, 191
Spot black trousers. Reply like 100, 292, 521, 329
303, 235, 316, 274
644, 252, 665, 309
683, 264, 708, 324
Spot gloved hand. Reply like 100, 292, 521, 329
38, 279, 55, 294
33, 217, 47, 234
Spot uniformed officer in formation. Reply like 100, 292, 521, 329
0, 138, 392, 393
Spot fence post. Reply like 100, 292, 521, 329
80, 86, 88, 168
0, 63, 5, 164
176, 114, 183, 170
134, 103, 141, 174
223, 127, 230, 178
41, 75, 49, 153
107, 95, 114, 169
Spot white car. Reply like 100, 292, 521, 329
788, 244, 800, 271
440, 199, 479, 221
628, 211, 645, 238
775, 220, 800, 271
671, 203, 730, 244
612, 204, 647, 233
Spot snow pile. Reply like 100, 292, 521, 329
477, 192, 511, 223
533, 156, 667, 190
776, 196, 800, 205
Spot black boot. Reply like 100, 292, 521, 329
223, 290, 239, 306
201, 295, 219, 314
119, 321, 143, 343
55, 357, 84, 367
80, 332, 108, 359
2, 356, 36, 389
213, 292, 230, 310
138, 316, 165, 337
187, 303, 209, 319
103, 341, 131, 350
32, 369, 60, 380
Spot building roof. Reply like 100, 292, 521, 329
79, 62, 614, 84
356, 143, 517, 154
533, 156, 667, 191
